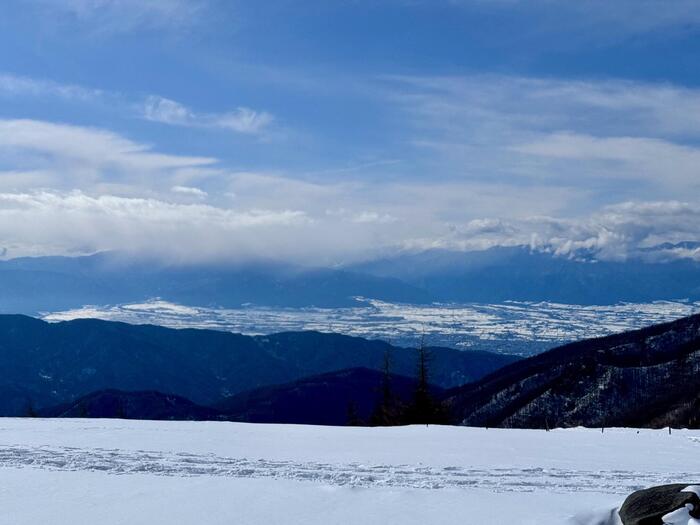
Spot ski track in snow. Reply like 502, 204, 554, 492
0, 444, 691, 494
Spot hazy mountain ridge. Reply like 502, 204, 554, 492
0, 253, 431, 313
351, 245, 700, 304
3, 246, 700, 315
444, 313, 700, 428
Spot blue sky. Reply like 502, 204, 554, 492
1, 0, 700, 263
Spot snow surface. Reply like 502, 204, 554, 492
42, 298, 700, 354
661, 486, 700, 525
1, 420, 698, 524
662, 503, 700, 525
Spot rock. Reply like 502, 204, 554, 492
618, 484, 700, 524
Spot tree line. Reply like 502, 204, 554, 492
348, 340, 449, 426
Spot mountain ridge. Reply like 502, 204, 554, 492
350, 246, 700, 304
0, 314, 517, 416
38, 389, 220, 421
443, 313, 700, 428
4, 246, 700, 314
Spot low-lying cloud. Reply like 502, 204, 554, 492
0, 188, 698, 265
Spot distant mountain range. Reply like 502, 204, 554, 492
0, 252, 429, 313
0, 315, 517, 416
351, 245, 700, 304
443, 313, 700, 429
2, 246, 700, 315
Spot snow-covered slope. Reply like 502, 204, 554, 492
0, 419, 696, 524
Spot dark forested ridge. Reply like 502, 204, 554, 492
39, 390, 220, 421
443, 313, 700, 428
0, 315, 517, 416
37, 367, 443, 425
215, 367, 442, 426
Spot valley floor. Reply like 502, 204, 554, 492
0, 420, 696, 524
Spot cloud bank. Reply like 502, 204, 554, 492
0, 187, 698, 265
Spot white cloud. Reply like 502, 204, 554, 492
215, 107, 274, 135
144, 96, 274, 136
0, 74, 273, 138
171, 185, 207, 198
392, 75, 700, 141
351, 211, 398, 224
0, 97, 698, 264
0, 125, 583, 261
143, 96, 192, 124
541, 201, 700, 262
428, 201, 700, 262
0, 190, 309, 262
0, 119, 214, 169
0, 73, 103, 101
0, 119, 218, 191
513, 133, 700, 190
386, 75, 700, 201
0, 182, 696, 264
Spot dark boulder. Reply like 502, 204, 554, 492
619, 484, 700, 524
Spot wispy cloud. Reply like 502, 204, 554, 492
0, 119, 218, 192
391, 74, 700, 140
28, 0, 207, 34
446, 0, 700, 39
0, 72, 274, 138
0, 73, 104, 101
171, 185, 208, 198
143, 96, 274, 136
386, 74, 700, 200
513, 133, 700, 189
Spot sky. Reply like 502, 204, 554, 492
1, 0, 700, 264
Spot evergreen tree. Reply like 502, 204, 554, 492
78, 402, 89, 418
115, 401, 127, 420
24, 398, 37, 418
370, 349, 401, 426
346, 401, 364, 426
404, 337, 447, 425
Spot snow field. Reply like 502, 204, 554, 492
0, 420, 696, 524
